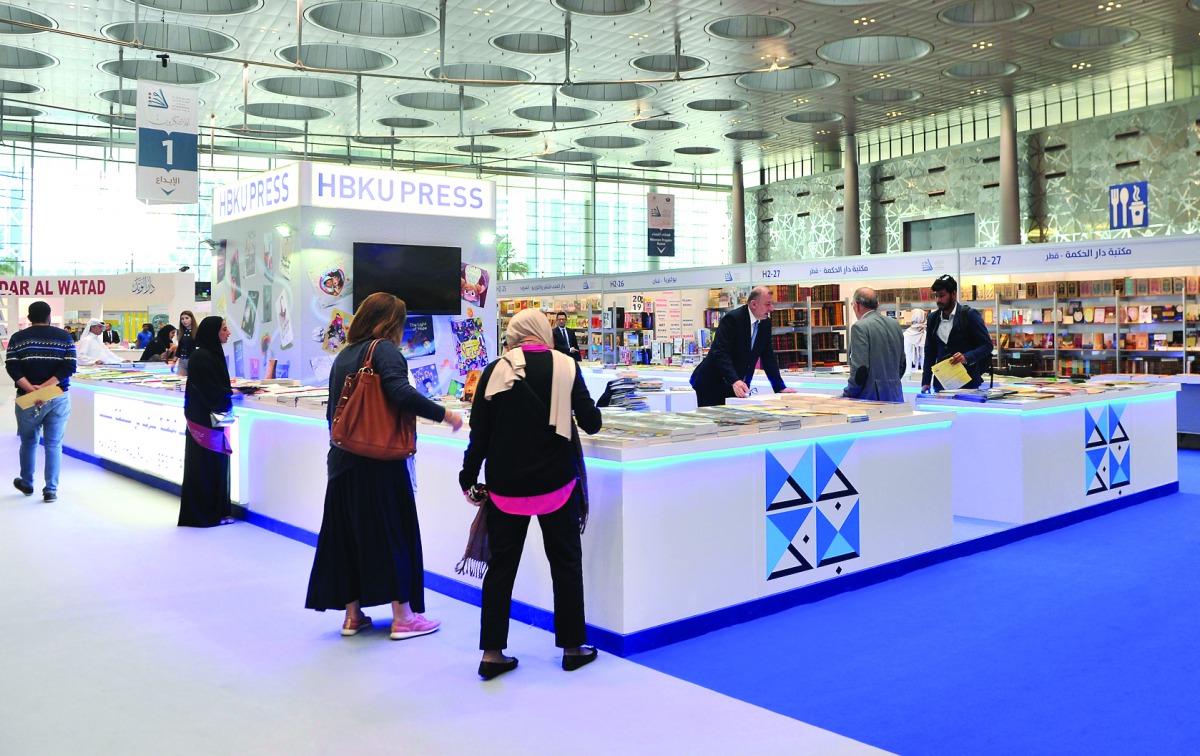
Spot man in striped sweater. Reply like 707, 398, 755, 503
5, 301, 77, 502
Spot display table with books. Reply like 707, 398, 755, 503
62, 369, 957, 654
914, 382, 1179, 523
1089, 373, 1200, 435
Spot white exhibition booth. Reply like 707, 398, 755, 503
0, 272, 197, 342
210, 161, 496, 387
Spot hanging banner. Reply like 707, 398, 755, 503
647, 192, 675, 257
136, 80, 199, 204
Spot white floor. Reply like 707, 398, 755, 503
0, 395, 886, 755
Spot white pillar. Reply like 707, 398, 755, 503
731, 161, 747, 264
999, 95, 1021, 245
843, 133, 861, 256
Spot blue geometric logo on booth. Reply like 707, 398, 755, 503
1085, 402, 1130, 496
765, 439, 859, 580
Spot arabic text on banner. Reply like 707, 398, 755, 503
136, 80, 199, 204
647, 192, 675, 257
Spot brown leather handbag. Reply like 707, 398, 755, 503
330, 339, 416, 460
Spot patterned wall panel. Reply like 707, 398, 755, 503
748, 98, 1200, 260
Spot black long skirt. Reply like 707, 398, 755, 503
178, 432, 232, 528
304, 457, 425, 613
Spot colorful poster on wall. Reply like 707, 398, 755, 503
233, 340, 245, 378
214, 241, 227, 284
308, 262, 349, 308
276, 287, 294, 350
261, 283, 273, 323
244, 232, 257, 276
240, 290, 259, 337
461, 263, 490, 307
451, 317, 489, 373
411, 364, 440, 397
230, 250, 241, 302
261, 232, 275, 280
321, 309, 351, 353
401, 315, 436, 359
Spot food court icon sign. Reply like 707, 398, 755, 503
1109, 182, 1148, 230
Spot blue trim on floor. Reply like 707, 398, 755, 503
66, 442, 1178, 657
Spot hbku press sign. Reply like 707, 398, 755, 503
310, 166, 494, 219
213, 164, 300, 223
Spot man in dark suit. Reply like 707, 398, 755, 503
921, 274, 994, 392
102, 323, 121, 344
552, 311, 581, 361
690, 286, 797, 407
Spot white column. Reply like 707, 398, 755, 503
843, 133, 861, 256
731, 161, 747, 264
999, 95, 1021, 246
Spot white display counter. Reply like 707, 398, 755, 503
915, 384, 1179, 523
63, 377, 959, 652
580, 365, 924, 407
1090, 374, 1200, 435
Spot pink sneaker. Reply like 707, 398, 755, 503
390, 614, 440, 640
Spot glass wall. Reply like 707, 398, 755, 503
0, 139, 734, 281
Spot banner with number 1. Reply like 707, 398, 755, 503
136, 80, 199, 204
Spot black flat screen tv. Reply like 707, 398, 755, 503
353, 243, 462, 315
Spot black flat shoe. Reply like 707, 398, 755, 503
562, 647, 598, 672
478, 657, 518, 680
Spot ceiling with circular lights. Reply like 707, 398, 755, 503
1, 0, 1199, 175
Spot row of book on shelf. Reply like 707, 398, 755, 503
991, 302, 1197, 325
999, 331, 1188, 350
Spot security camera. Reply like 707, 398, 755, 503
156, 53, 169, 68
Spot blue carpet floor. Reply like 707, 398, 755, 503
630, 450, 1200, 755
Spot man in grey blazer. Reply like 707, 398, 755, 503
843, 287, 906, 403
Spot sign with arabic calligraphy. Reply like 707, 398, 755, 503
959, 236, 1191, 275
136, 81, 199, 204
751, 250, 953, 284
1109, 182, 1149, 230
647, 193, 675, 257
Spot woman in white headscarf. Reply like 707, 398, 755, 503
904, 309, 928, 373
459, 308, 603, 680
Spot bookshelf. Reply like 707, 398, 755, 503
765, 284, 846, 370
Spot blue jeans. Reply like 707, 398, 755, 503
15, 393, 72, 495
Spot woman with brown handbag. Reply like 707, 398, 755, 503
305, 292, 463, 640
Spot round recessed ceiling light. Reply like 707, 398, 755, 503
706, 15, 794, 40
560, 82, 654, 101
455, 143, 502, 153
305, 2, 437, 37
392, 91, 486, 111
256, 76, 357, 99
725, 130, 776, 141
277, 44, 394, 72
541, 149, 600, 162
1191, 0, 1200, 10
0, 44, 56, 70
514, 105, 598, 122
944, 61, 1019, 78
492, 31, 569, 55
1051, 26, 1138, 50
1, 104, 42, 118
632, 159, 671, 168
675, 146, 720, 155
784, 111, 844, 123
97, 89, 139, 107
686, 98, 749, 112
488, 126, 541, 138
428, 63, 534, 87
819, 35, 934, 66
736, 68, 838, 93
123, 0, 262, 15
0, 3, 55, 34
95, 113, 136, 128
631, 54, 706, 73
855, 88, 923, 103
101, 58, 217, 85
632, 119, 686, 131
354, 135, 403, 146
222, 123, 305, 137
938, 0, 1033, 26
0, 79, 42, 94
240, 103, 332, 121
103, 22, 237, 53
575, 135, 646, 150
377, 116, 435, 128
551, 0, 647, 17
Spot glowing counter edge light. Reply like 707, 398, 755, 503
915, 390, 1174, 416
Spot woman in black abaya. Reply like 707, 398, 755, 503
178, 316, 235, 528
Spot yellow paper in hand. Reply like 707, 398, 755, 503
930, 358, 972, 391
16, 385, 63, 410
